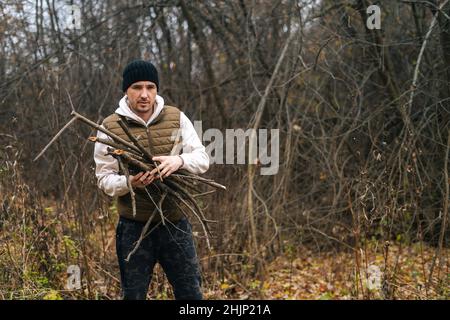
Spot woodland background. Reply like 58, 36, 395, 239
0, 0, 449, 299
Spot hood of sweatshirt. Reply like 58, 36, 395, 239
115, 94, 165, 127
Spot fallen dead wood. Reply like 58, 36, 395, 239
35, 110, 226, 258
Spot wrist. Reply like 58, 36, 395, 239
177, 155, 184, 169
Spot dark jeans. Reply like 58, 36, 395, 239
115, 216, 202, 300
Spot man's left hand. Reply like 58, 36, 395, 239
151, 155, 183, 179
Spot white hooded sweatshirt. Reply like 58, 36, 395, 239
94, 94, 209, 197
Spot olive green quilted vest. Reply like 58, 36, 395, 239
102, 105, 184, 223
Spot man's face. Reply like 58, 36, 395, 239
126, 81, 157, 119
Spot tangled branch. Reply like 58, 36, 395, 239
35, 110, 226, 258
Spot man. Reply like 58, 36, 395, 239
93, 60, 209, 300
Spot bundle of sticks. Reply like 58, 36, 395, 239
35, 109, 226, 261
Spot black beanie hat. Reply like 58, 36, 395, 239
122, 60, 159, 92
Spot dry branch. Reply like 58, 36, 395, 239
34, 109, 225, 260
117, 117, 163, 181
71, 111, 141, 154
88, 136, 141, 157
33, 117, 78, 162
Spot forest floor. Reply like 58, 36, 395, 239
2, 229, 448, 300
201, 242, 449, 300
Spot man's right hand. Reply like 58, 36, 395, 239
129, 171, 155, 188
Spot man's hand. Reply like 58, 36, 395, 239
151, 155, 183, 179
129, 171, 155, 188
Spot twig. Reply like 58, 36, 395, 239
34, 116, 77, 161
171, 174, 203, 194
407, 0, 449, 117
117, 117, 163, 181
156, 181, 212, 250
164, 178, 215, 226
144, 187, 166, 226
117, 157, 136, 218
88, 136, 142, 157
125, 209, 159, 262
427, 128, 450, 286
171, 173, 227, 190
107, 149, 154, 172
192, 190, 216, 198
66, 89, 76, 112
116, 118, 153, 160
71, 110, 141, 154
